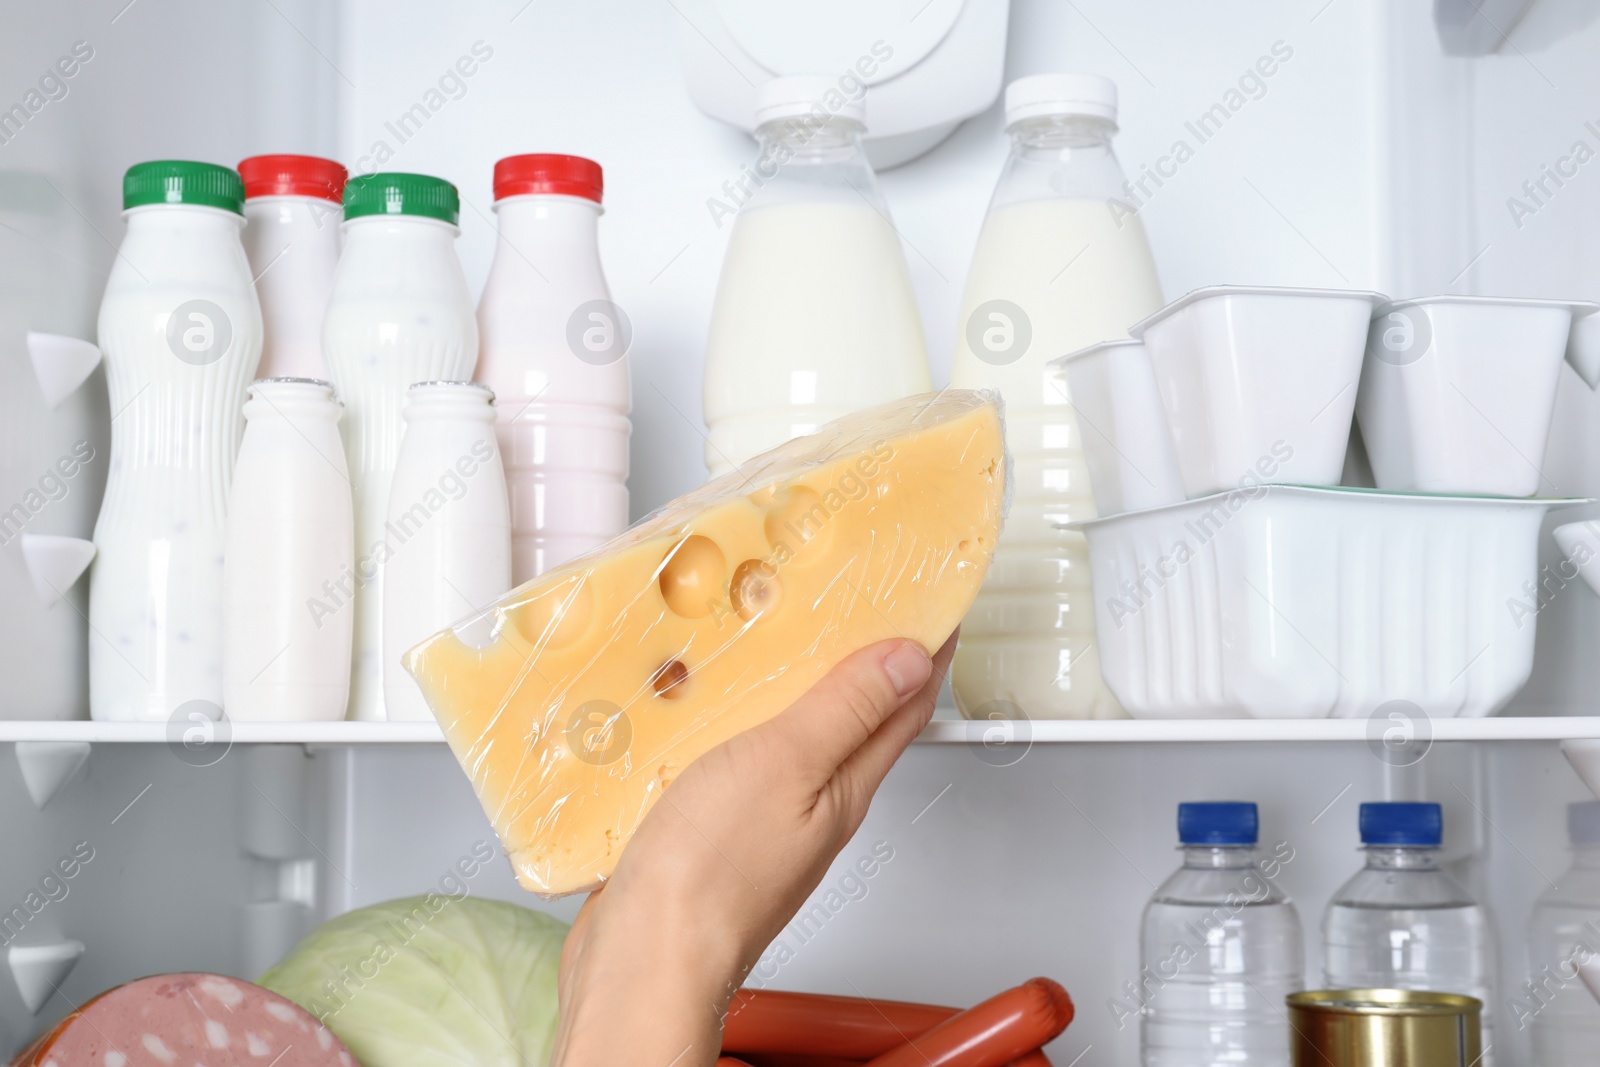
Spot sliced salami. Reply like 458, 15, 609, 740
10, 972, 353, 1067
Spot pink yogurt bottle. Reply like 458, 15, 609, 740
475, 154, 631, 583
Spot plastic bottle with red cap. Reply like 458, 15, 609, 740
238, 154, 347, 379
475, 153, 631, 581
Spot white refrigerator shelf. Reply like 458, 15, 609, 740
2, 717, 1600, 744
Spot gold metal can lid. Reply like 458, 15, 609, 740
1289, 988, 1483, 1016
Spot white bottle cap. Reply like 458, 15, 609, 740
753, 74, 867, 129
1004, 73, 1118, 127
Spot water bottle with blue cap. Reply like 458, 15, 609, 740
1322, 801, 1496, 1064
1140, 801, 1303, 1066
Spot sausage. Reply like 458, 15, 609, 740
1010, 1053, 1053, 1066
723, 989, 957, 1058
10, 973, 355, 1066
739, 1057, 866, 1067
861, 979, 1074, 1067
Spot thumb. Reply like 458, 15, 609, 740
760, 639, 933, 783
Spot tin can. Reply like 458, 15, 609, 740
1288, 989, 1482, 1066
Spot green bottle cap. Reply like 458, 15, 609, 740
342, 172, 460, 225
123, 160, 245, 214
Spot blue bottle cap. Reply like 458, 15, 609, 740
1178, 802, 1259, 846
1360, 802, 1443, 847
1569, 801, 1600, 846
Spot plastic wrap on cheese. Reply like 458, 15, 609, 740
404, 390, 1008, 897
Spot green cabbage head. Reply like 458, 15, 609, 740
260, 895, 568, 1067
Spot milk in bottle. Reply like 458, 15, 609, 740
950, 75, 1163, 721
703, 75, 930, 476
239, 154, 346, 380
475, 154, 630, 582
322, 173, 478, 721
382, 381, 511, 722
91, 161, 263, 721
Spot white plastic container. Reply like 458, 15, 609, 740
1357, 296, 1587, 497
1553, 519, 1600, 596
1567, 302, 1600, 387
322, 173, 479, 721
475, 154, 630, 583
382, 382, 511, 723
1075, 485, 1572, 719
1130, 286, 1385, 498
239, 155, 346, 381
949, 75, 1162, 722
1056, 339, 1183, 517
223, 378, 354, 721
703, 75, 930, 477
90, 161, 263, 722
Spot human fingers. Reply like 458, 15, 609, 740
832, 631, 956, 810
759, 638, 933, 784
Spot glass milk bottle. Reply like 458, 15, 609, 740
323, 174, 478, 721
703, 75, 931, 476
239, 154, 347, 380
90, 161, 263, 721
223, 379, 354, 721
950, 74, 1163, 721
382, 382, 511, 721
475, 154, 630, 582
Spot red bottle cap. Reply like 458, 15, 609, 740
238, 155, 348, 202
493, 154, 603, 203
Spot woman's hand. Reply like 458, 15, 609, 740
551, 633, 956, 1067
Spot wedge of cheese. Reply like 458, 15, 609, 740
405, 390, 1007, 896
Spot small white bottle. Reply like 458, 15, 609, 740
382, 381, 510, 722
475, 154, 631, 582
950, 74, 1163, 721
238, 155, 347, 380
223, 378, 354, 721
91, 160, 263, 721
322, 173, 479, 721
703, 75, 931, 476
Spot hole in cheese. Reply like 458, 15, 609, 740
650, 659, 689, 699
658, 535, 725, 619
509, 576, 595, 650
763, 486, 831, 553
730, 559, 781, 621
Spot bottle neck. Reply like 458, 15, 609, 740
1181, 845, 1259, 869
1364, 846, 1441, 870
342, 213, 459, 246
124, 203, 244, 236
756, 115, 866, 163
1008, 114, 1118, 151
493, 195, 601, 246
404, 382, 495, 422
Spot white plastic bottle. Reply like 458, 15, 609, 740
223, 379, 354, 721
703, 75, 931, 476
323, 173, 478, 721
382, 382, 510, 722
475, 154, 630, 582
1141, 802, 1303, 1067
239, 155, 347, 380
1324, 803, 1497, 1065
1527, 802, 1600, 1066
90, 161, 263, 722
950, 74, 1163, 721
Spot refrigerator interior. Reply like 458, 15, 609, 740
4, 0, 1600, 1062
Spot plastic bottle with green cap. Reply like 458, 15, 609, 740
89, 159, 263, 721
322, 171, 478, 722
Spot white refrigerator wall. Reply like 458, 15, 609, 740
4, 0, 1600, 1064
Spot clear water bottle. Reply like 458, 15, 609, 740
1526, 802, 1600, 1066
1141, 802, 1303, 1067
1323, 802, 1496, 1065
